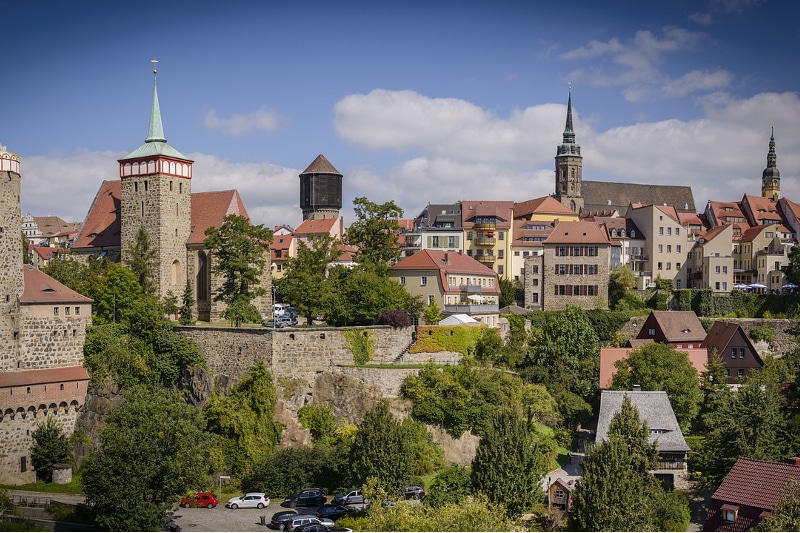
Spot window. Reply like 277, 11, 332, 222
723, 266, 728, 274
676, 228, 680, 236
53, 307, 59, 316
738, 369, 745, 377
731, 348, 737, 358
659, 227, 664, 235
739, 348, 745, 358
666, 245, 672, 253
467, 231, 472, 240
658, 244, 663, 253
448, 236, 456, 248
715, 266, 720, 274
400, 276, 406, 285
498, 250, 504, 259
427, 295, 434, 305
531, 293, 539, 304
498, 265, 504, 274
667, 227, 672, 236
65, 306, 70, 316
420, 276, 427, 286
688, 343, 693, 348
722, 281, 727, 291
431, 236, 439, 247
648, 328, 656, 336
677, 245, 681, 253
554, 489, 565, 500
514, 251, 520, 256
667, 262, 672, 270
715, 282, 720, 290
499, 232, 504, 240
658, 262, 663, 270
523, 251, 529, 257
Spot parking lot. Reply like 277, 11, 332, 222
170, 501, 317, 532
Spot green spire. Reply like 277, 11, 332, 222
146, 60, 167, 143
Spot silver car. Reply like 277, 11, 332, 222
284, 515, 334, 531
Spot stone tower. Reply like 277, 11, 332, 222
119, 62, 193, 299
761, 127, 781, 200
0, 144, 23, 365
553, 91, 584, 213
299, 154, 342, 221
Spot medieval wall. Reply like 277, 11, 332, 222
15, 311, 92, 370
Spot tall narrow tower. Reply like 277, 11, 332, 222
119, 61, 193, 298
0, 144, 23, 364
553, 90, 584, 213
761, 127, 781, 199
299, 154, 342, 221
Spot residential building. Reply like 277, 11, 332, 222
687, 224, 734, 292
389, 249, 500, 326
21, 214, 81, 246
703, 457, 800, 531
596, 390, 691, 489
599, 347, 708, 389
510, 196, 578, 280
627, 203, 689, 289
701, 321, 765, 384
461, 200, 514, 277
736, 223, 791, 289
525, 220, 610, 311
592, 216, 645, 270
402, 203, 463, 258
269, 225, 295, 280
635, 311, 706, 349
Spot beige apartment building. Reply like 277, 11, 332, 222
627, 204, 689, 290
687, 224, 734, 292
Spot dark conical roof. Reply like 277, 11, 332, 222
556, 90, 581, 158
301, 154, 341, 176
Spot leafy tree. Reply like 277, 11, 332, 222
124, 225, 157, 295
277, 233, 340, 324
298, 403, 339, 445
425, 465, 473, 508
568, 396, 662, 531
348, 402, 414, 494
423, 301, 443, 324
22, 232, 31, 264
473, 328, 505, 364
204, 214, 272, 309
524, 307, 601, 399
470, 410, 550, 516
401, 416, 445, 476
204, 361, 282, 476
608, 265, 636, 309
344, 196, 404, 272
81, 387, 214, 531
749, 323, 775, 343
323, 268, 422, 327
162, 290, 179, 319
693, 350, 729, 434
222, 295, 261, 326
92, 264, 142, 324
242, 446, 330, 497
30, 416, 71, 483
610, 342, 703, 432
498, 277, 516, 308
783, 245, 800, 286
754, 479, 800, 531
43, 255, 109, 302
375, 309, 411, 328
179, 280, 195, 325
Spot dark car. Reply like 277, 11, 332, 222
403, 485, 425, 500
283, 488, 326, 508
316, 504, 356, 521
293, 524, 331, 532
271, 510, 299, 529
331, 488, 366, 507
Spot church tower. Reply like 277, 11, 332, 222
761, 127, 781, 199
118, 61, 193, 299
0, 144, 23, 364
553, 91, 584, 213
299, 154, 342, 221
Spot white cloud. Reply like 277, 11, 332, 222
662, 69, 732, 98
203, 107, 281, 136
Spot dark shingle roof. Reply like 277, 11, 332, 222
301, 154, 341, 175
712, 457, 800, 510
582, 181, 696, 215
596, 390, 690, 453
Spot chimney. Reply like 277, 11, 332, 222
787, 457, 800, 467
443, 252, 449, 265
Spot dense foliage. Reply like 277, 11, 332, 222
82, 387, 214, 531
425, 466, 473, 508
30, 416, 71, 483
674, 287, 800, 318
203, 361, 283, 476
324, 268, 421, 326
753, 479, 800, 531
409, 325, 488, 356
124, 225, 157, 296
344, 196, 404, 272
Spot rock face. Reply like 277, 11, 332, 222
427, 425, 481, 467
73, 382, 125, 464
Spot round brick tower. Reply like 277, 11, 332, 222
0, 144, 23, 366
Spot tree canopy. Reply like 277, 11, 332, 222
344, 196, 404, 272
30, 416, 70, 483
124, 225, 157, 295
276, 233, 340, 324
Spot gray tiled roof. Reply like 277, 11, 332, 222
582, 181, 696, 215
596, 390, 690, 453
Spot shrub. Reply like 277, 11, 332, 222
375, 310, 411, 328
749, 324, 775, 343
343, 328, 375, 365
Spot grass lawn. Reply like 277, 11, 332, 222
0, 476, 84, 495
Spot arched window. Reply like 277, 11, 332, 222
172, 260, 181, 286
197, 252, 209, 302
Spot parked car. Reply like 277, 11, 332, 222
283, 488, 326, 508
403, 486, 425, 500
180, 491, 218, 508
271, 510, 299, 529
263, 316, 295, 328
331, 488, 366, 507
225, 492, 270, 509
293, 524, 331, 532
315, 504, 357, 521
284, 515, 334, 531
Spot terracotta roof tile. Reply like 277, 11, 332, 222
649, 311, 706, 342
188, 190, 249, 245
543, 221, 610, 244
20, 265, 93, 304
711, 457, 800, 511
0, 366, 89, 388
513, 196, 577, 219
294, 217, 340, 236
461, 201, 514, 228
73, 180, 121, 250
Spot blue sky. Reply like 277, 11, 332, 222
3, 0, 799, 229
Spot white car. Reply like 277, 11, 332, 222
226, 492, 270, 509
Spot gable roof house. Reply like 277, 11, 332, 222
703, 457, 800, 531
596, 390, 692, 489
389, 249, 500, 326
599, 347, 709, 389
635, 311, 706, 349
701, 321, 765, 384
687, 223, 734, 292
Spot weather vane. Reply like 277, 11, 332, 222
568, 81, 572, 91
151, 58, 158, 76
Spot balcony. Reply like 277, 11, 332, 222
476, 255, 496, 264
472, 222, 496, 231
444, 303, 500, 314
474, 236, 496, 247
459, 284, 482, 293
630, 254, 649, 261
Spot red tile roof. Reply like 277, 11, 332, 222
543, 221, 610, 245
513, 196, 577, 219
461, 201, 514, 228
20, 265, 93, 304
391, 249, 500, 294
294, 217, 341, 236
188, 190, 249, 245
73, 180, 121, 250
646, 311, 706, 343
599, 347, 707, 389
0, 366, 89, 388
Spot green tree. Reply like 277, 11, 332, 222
81, 387, 214, 531
124, 225, 158, 295
525, 307, 601, 398
470, 410, 550, 516
277, 233, 340, 324
22, 232, 31, 264
608, 265, 636, 309
754, 479, 800, 531
179, 280, 195, 325
30, 416, 71, 483
426, 465, 473, 508
93, 264, 142, 324
610, 342, 703, 432
401, 416, 445, 476
344, 197, 404, 272
348, 402, 414, 494
242, 446, 330, 498
298, 403, 339, 446
498, 277, 516, 308
423, 300, 443, 324
43, 255, 109, 302
323, 268, 422, 327
162, 290, 179, 319
204, 214, 272, 309
568, 396, 662, 531
203, 361, 282, 476
783, 245, 800, 286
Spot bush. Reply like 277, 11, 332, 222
749, 324, 775, 343
375, 310, 411, 328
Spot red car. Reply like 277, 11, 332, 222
181, 491, 219, 508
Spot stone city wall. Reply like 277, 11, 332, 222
15, 314, 91, 370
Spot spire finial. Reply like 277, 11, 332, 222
146, 59, 167, 144
151, 58, 158, 76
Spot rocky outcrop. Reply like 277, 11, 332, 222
73, 381, 124, 464
427, 425, 481, 467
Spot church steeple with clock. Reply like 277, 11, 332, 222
761, 127, 781, 200
553, 89, 584, 213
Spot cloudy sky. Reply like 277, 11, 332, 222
4, 0, 799, 229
